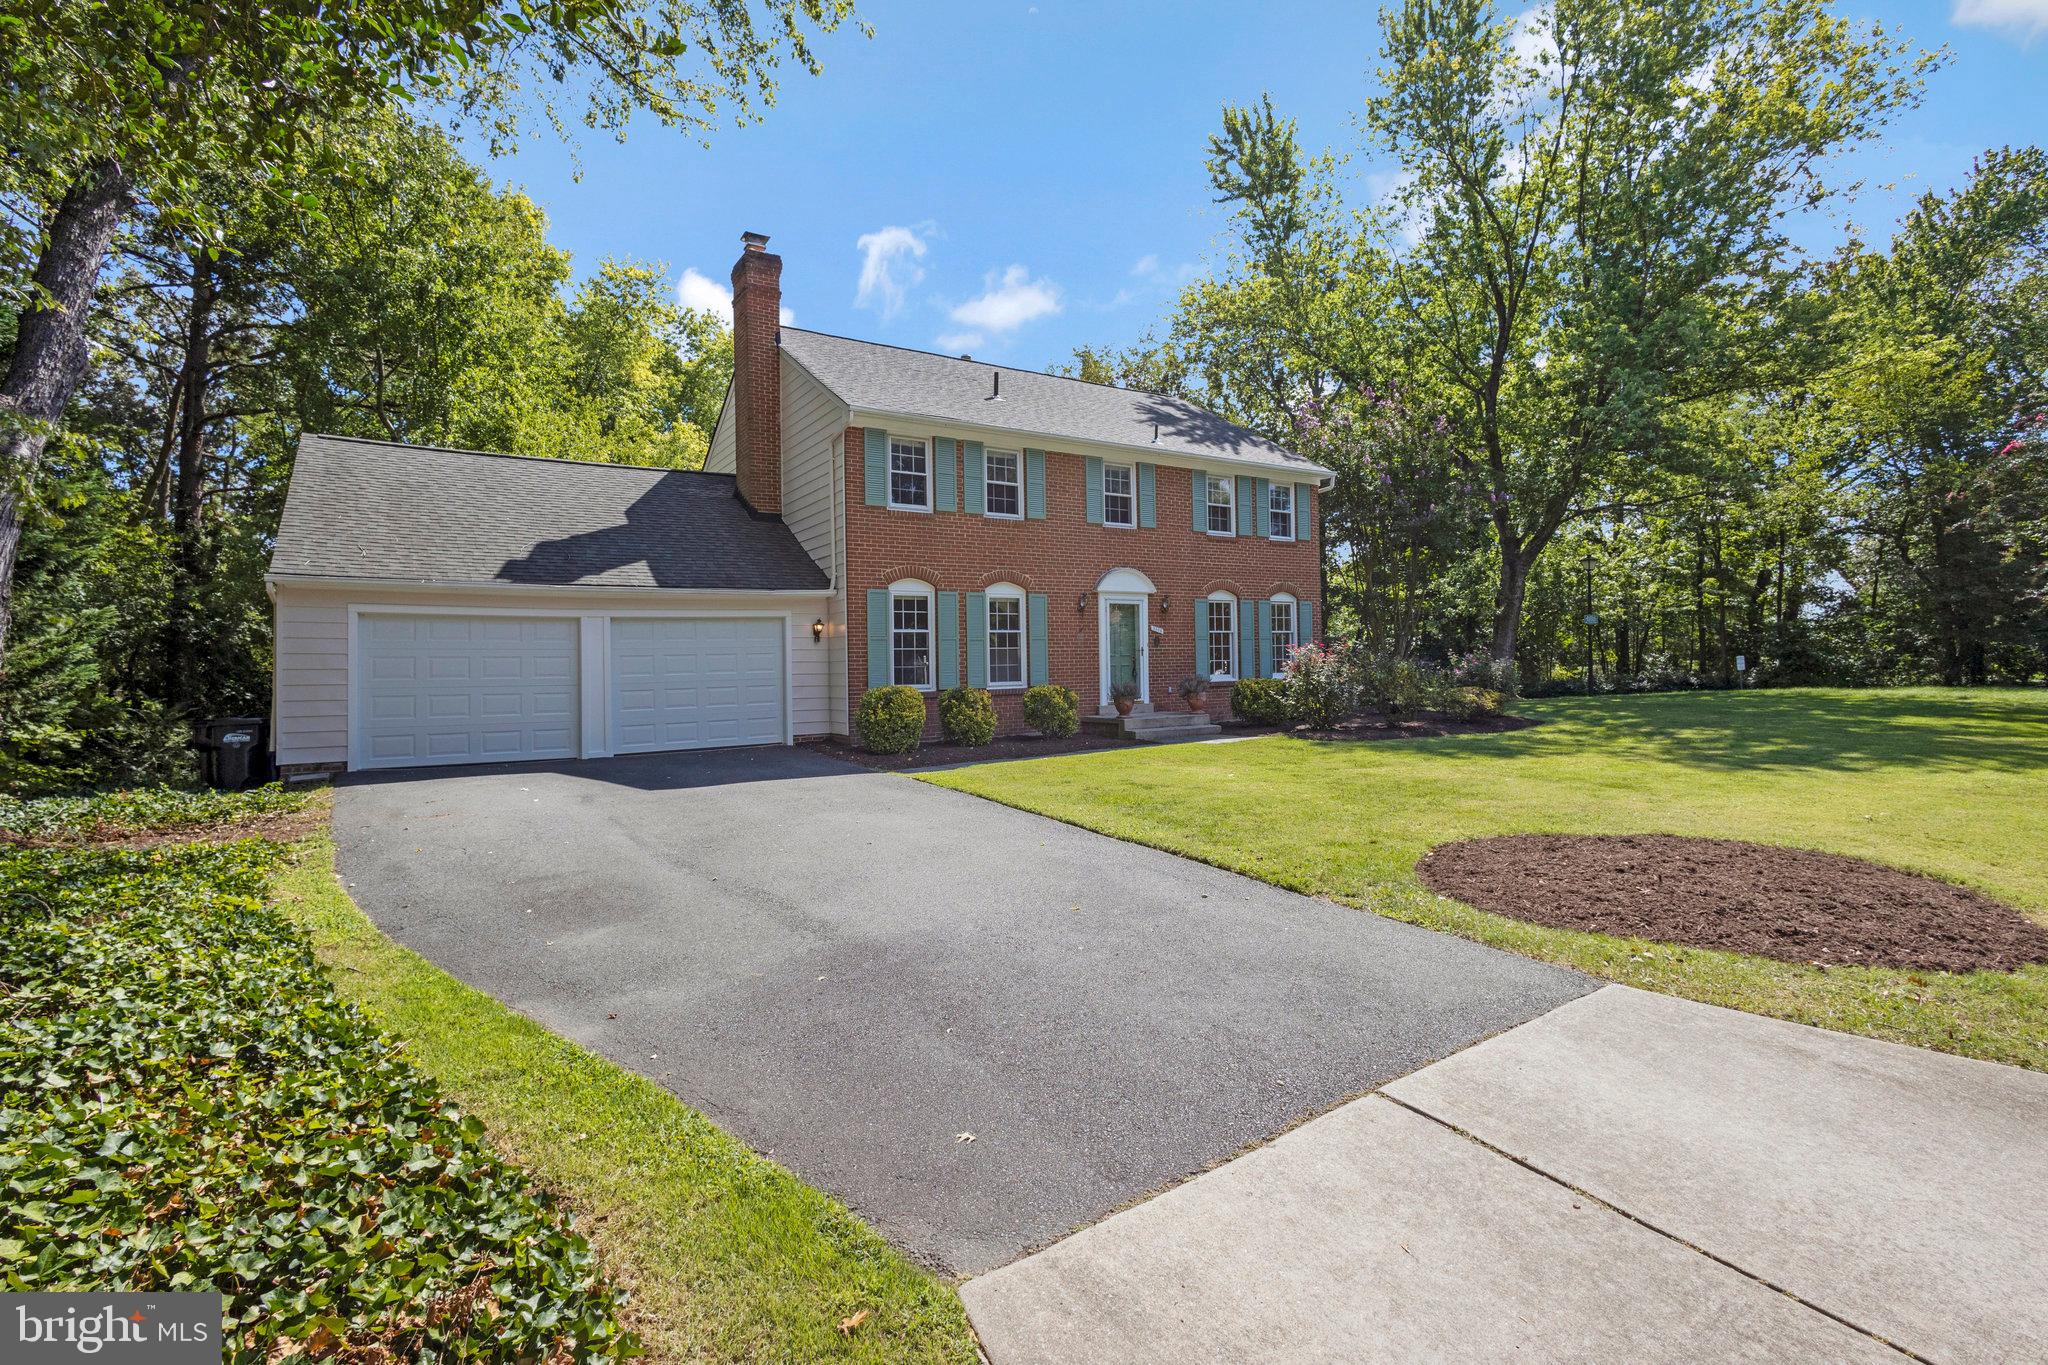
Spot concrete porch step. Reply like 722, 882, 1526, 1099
1081, 710, 1224, 742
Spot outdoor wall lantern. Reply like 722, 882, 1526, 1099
812, 618, 825, 642
1076, 591, 1089, 615
1161, 594, 1172, 616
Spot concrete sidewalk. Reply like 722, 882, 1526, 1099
963, 985, 2048, 1363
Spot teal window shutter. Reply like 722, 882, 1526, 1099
1137, 463, 1156, 528
966, 593, 988, 687
1025, 449, 1047, 519
1238, 599, 1256, 677
1305, 600, 1317, 645
863, 430, 889, 507
937, 592, 959, 689
1192, 469, 1207, 532
1295, 483, 1313, 541
964, 441, 985, 515
1235, 476, 1255, 536
866, 589, 892, 687
1027, 594, 1050, 684
1254, 479, 1270, 535
1257, 599, 1274, 677
933, 438, 957, 512
1085, 456, 1104, 524
1196, 602, 1208, 677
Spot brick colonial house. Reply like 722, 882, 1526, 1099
266, 233, 1332, 774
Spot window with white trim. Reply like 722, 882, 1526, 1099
1206, 595, 1237, 680
985, 450, 1021, 518
890, 583, 934, 689
1269, 595, 1297, 676
1268, 483, 1295, 540
889, 438, 929, 510
1103, 463, 1134, 527
987, 589, 1025, 687
1206, 474, 1235, 535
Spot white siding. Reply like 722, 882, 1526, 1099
779, 354, 851, 733
271, 582, 836, 769
704, 383, 736, 473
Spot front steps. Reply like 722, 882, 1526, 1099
1080, 702, 1224, 743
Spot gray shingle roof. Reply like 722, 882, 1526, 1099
778, 328, 1330, 478
269, 434, 829, 592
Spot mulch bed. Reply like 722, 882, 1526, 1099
810, 732, 1133, 772
1296, 709, 1538, 741
1416, 833, 2048, 974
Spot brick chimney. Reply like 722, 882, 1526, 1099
730, 231, 783, 515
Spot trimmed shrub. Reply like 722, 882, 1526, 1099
0, 841, 635, 1361
1442, 686, 1505, 720
939, 686, 998, 746
1021, 684, 1079, 738
1451, 648, 1520, 698
856, 685, 928, 754
1230, 677, 1287, 726
1281, 643, 1353, 730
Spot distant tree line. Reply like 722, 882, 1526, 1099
1067, 0, 2047, 693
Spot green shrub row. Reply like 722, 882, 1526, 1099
0, 841, 636, 1362
0, 784, 309, 843
1266, 644, 1512, 730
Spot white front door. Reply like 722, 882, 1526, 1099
356, 613, 580, 769
609, 617, 785, 753
1097, 594, 1149, 707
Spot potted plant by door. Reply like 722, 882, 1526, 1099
1177, 673, 1208, 713
1110, 679, 1140, 717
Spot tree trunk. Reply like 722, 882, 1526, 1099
1491, 543, 1532, 667
0, 157, 134, 663
165, 250, 218, 712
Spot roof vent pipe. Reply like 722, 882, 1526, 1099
989, 371, 1002, 401
1152, 421, 1160, 443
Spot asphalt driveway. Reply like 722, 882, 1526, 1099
334, 745, 1590, 1273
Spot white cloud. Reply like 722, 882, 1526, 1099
937, 331, 985, 354
676, 267, 793, 326
1953, 0, 2048, 38
947, 265, 1061, 336
855, 225, 929, 318
1131, 253, 1161, 277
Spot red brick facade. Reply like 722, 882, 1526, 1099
730, 235, 783, 515
844, 425, 1321, 738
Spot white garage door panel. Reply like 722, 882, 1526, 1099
357, 614, 579, 768
611, 617, 784, 753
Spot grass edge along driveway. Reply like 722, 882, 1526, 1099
923, 688, 2048, 1072
273, 831, 978, 1365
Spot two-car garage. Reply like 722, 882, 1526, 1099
352, 611, 789, 771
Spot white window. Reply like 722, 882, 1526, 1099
1206, 474, 1235, 535
890, 437, 929, 511
1103, 463, 1135, 527
987, 588, 1025, 687
1269, 595, 1297, 676
1268, 483, 1295, 540
1206, 594, 1237, 680
890, 581, 934, 689
985, 450, 1021, 518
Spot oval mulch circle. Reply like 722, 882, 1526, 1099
1415, 834, 2048, 974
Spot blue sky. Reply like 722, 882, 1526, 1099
470, 0, 2048, 373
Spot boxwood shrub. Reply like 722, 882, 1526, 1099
1229, 678, 1287, 726
1021, 684, 1079, 739
856, 685, 928, 753
0, 841, 636, 1361
939, 687, 998, 746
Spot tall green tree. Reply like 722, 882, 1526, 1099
0, 0, 861, 661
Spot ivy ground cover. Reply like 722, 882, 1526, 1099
924, 688, 2048, 1070
0, 837, 636, 1361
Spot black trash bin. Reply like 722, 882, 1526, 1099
198, 716, 268, 790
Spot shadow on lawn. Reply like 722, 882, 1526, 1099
1365, 688, 2048, 776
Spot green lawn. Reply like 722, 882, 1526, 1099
923, 687, 2048, 1071
273, 834, 978, 1365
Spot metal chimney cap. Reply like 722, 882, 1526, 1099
740, 231, 770, 252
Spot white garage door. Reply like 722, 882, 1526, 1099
610, 617, 784, 753
356, 614, 579, 769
